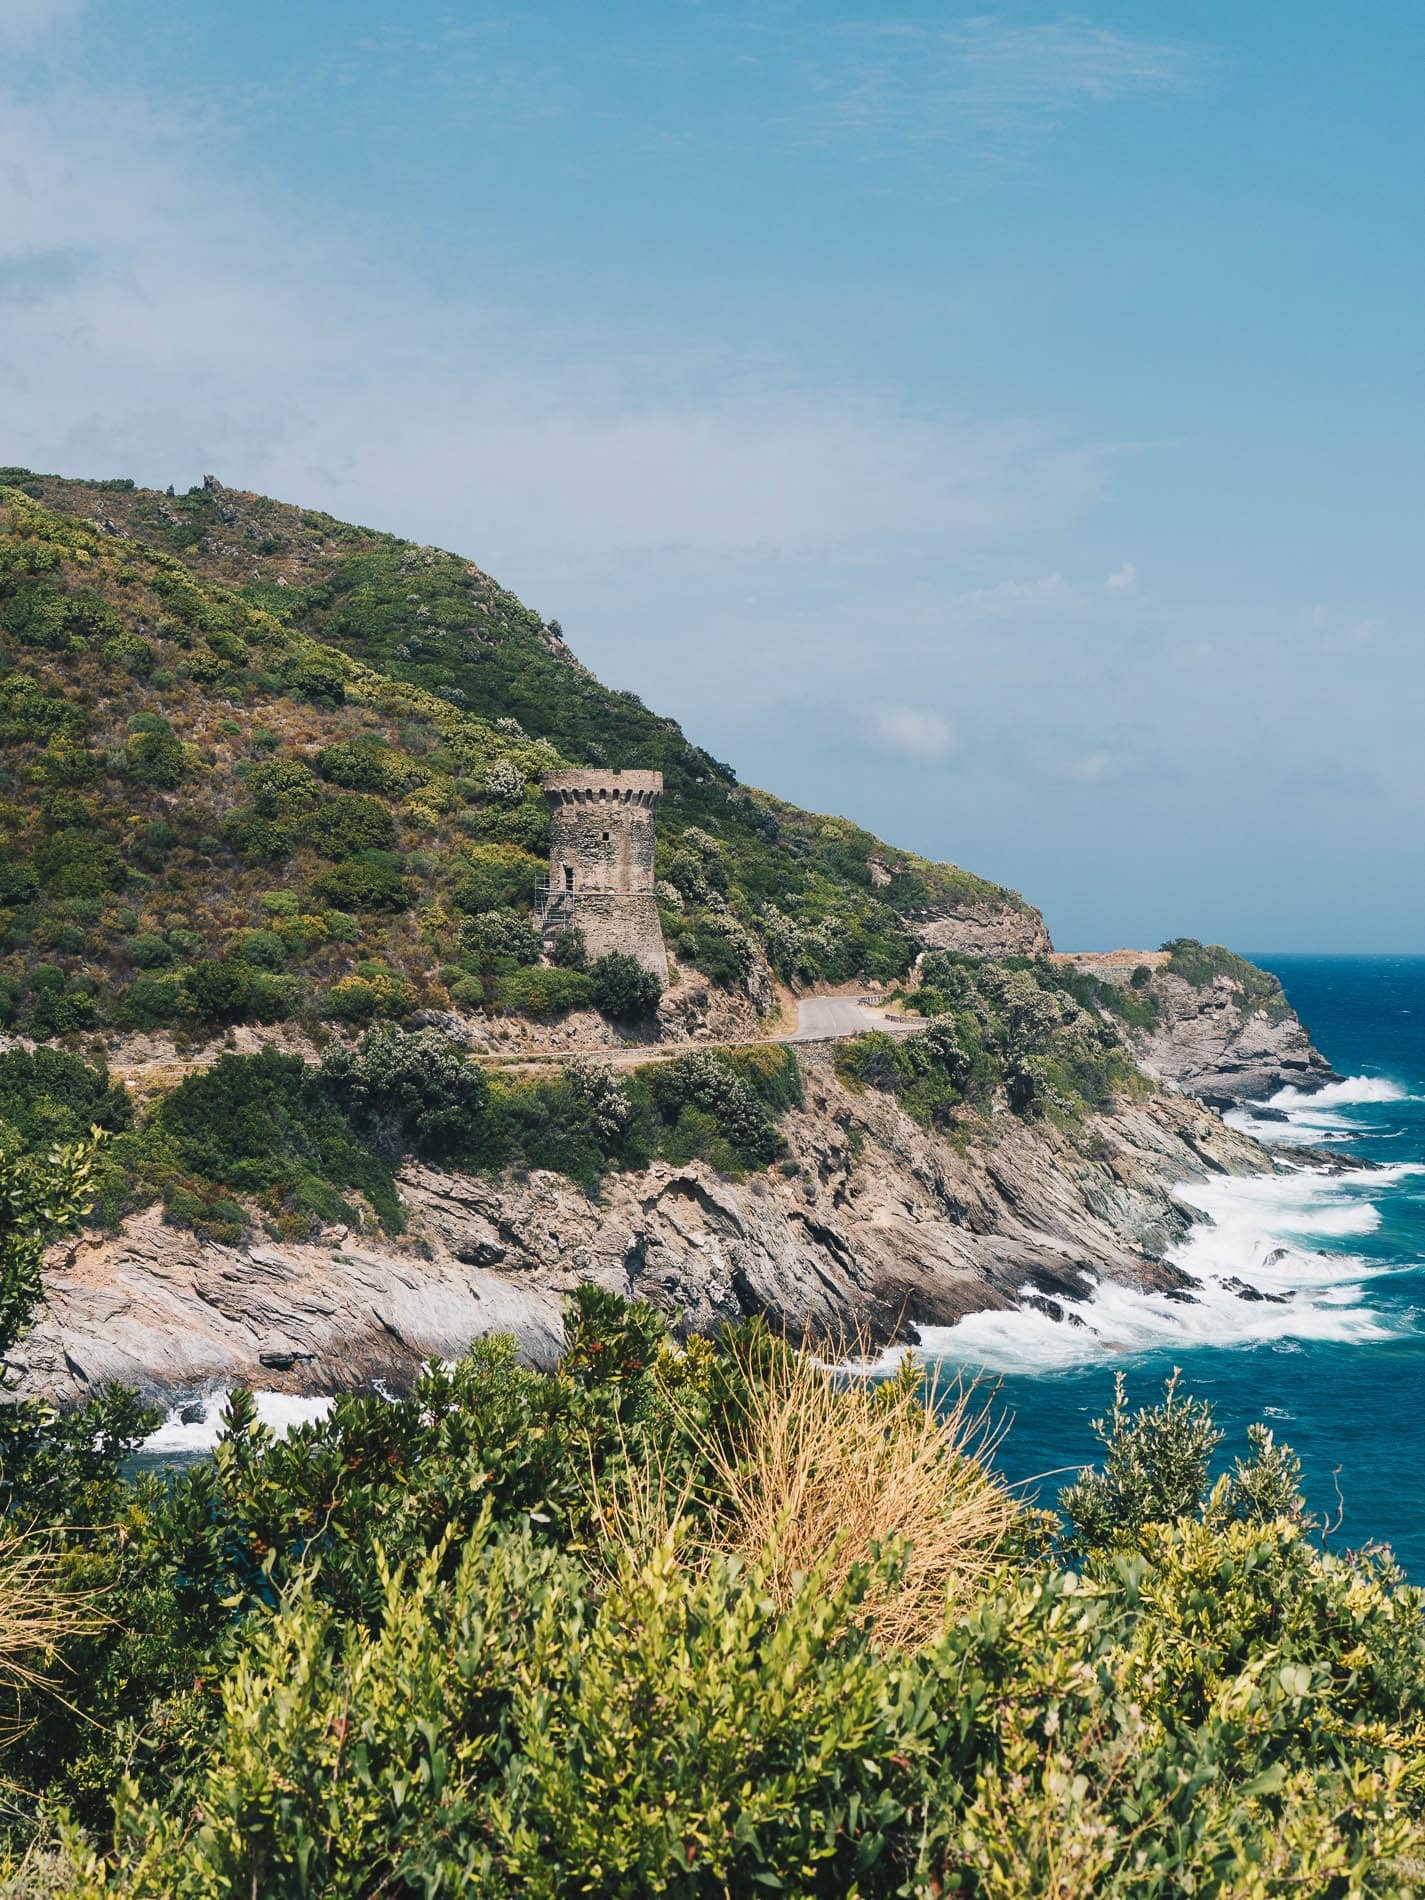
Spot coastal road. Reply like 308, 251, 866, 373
448, 991, 925, 1072
788, 995, 922, 1043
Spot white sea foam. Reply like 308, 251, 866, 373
1224, 1109, 1355, 1148
907, 1162, 1408, 1376
141, 1390, 333, 1457
1225, 1074, 1411, 1150
1272, 1076, 1407, 1108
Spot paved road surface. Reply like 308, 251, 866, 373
459, 991, 923, 1068
789, 995, 921, 1042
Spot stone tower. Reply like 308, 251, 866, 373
538, 770, 669, 983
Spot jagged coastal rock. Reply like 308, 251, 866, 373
16, 1046, 1265, 1411
1136, 975, 1337, 1102
1057, 950, 1339, 1102
910, 900, 1053, 960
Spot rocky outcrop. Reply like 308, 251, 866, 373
1056, 952, 1338, 1103
14, 1046, 1266, 1412
907, 900, 1053, 960
1134, 973, 1337, 1102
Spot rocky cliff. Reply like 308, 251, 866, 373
15, 1044, 1266, 1411
1055, 949, 1338, 1104
910, 899, 1053, 960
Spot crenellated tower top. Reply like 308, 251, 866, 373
542, 770, 662, 809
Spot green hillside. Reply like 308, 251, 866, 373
0, 470, 1032, 1042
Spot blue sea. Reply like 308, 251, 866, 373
927, 956, 1425, 1571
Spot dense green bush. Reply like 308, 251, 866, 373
0, 1046, 131, 1147
22, 967, 98, 1037
315, 739, 429, 795
893, 954, 1141, 1123
281, 647, 347, 703
310, 793, 396, 860
838, 1019, 987, 1127
643, 1048, 785, 1170
0, 858, 39, 906
315, 856, 412, 913
182, 955, 297, 1026
148, 1045, 403, 1233
116, 972, 186, 1029
231, 926, 286, 969
547, 923, 587, 969
492, 965, 593, 1018
451, 843, 545, 915
4, 582, 120, 651
460, 908, 541, 970
32, 830, 125, 898
247, 755, 323, 816
123, 719, 186, 789
122, 931, 173, 969
588, 949, 662, 1021
0, 672, 86, 741
320, 966, 415, 1021
316, 1026, 489, 1161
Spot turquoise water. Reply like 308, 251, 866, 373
930, 956, 1425, 1571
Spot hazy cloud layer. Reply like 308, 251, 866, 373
0, 0, 85, 47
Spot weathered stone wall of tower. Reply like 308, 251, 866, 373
541, 770, 669, 982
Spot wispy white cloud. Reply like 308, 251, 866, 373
1060, 749, 1113, 782
0, 73, 1105, 590
802, 18, 1201, 149
960, 571, 1072, 609
1105, 561, 1137, 591
867, 705, 957, 760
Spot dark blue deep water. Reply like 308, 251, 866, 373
929, 957, 1425, 1572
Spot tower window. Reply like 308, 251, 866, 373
563, 865, 575, 892
601, 831, 610, 842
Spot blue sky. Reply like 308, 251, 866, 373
3, 1, 1422, 949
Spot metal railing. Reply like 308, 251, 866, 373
533, 886, 577, 930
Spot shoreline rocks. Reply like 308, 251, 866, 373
15, 1046, 1267, 1413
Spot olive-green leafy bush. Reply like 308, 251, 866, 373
2, 1301, 1422, 1898
316, 1025, 489, 1161
1060, 1369, 1311, 1552
588, 949, 662, 1021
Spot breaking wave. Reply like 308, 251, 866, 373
140, 1390, 334, 1458
1272, 1076, 1407, 1108
908, 1163, 1414, 1377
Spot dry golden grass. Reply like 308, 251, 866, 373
700, 1348, 1015, 1651
0, 1530, 105, 1746
582, 1340, 1016, 1653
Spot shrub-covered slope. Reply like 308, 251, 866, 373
2, 1269, 1422, 1896
0, 470, 1037, 1043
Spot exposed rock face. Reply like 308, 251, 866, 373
1134, 973, 1338, 1102
909, 901, 1053, 960
1056, 953, 1338, 1103
15, 1046, 1266, 1412
14, 1208, 567, 1410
